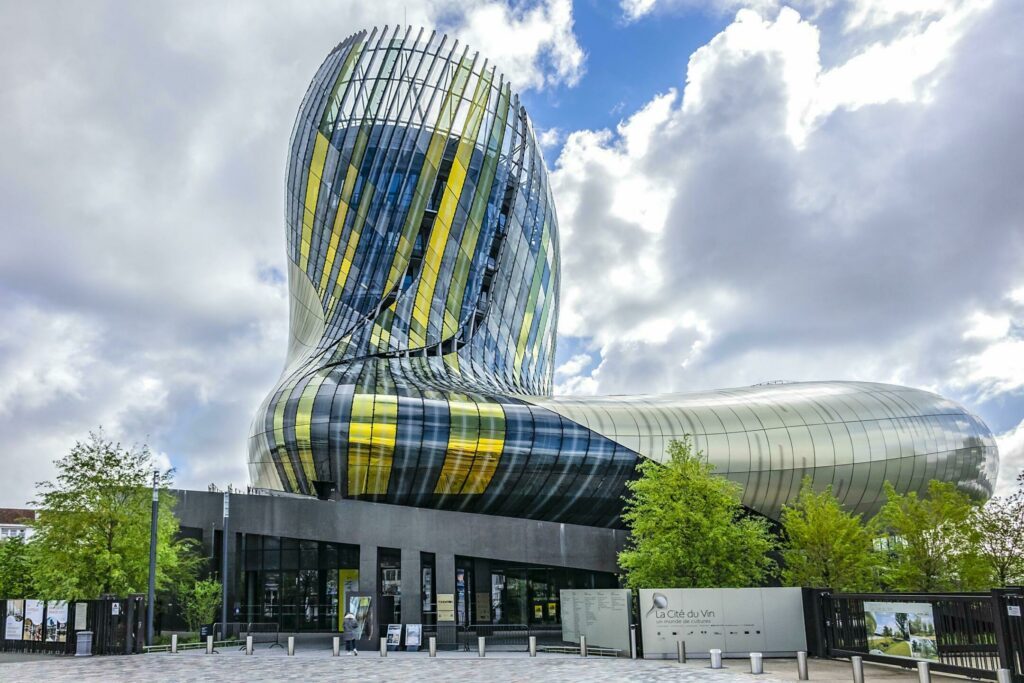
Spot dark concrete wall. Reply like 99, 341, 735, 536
173, 489, 626, 574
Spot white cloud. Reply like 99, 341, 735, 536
995, 419, 1024, 498
550, 0, 1024, 491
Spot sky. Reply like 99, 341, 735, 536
0, 0, 1022, 506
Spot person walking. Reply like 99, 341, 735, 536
342, 613, 359, 655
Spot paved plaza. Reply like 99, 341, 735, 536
0, 650, 973, 683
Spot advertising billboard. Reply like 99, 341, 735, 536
639, 587, 806, 658
864, 601, 937, 661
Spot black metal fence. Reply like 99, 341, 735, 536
212, 621, 281, 647
0, 595, 145, 656
419, 623, 561, 651
815, 589, 1024, 681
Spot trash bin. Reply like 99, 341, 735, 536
75, 631, 94, 657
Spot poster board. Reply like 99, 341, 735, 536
406, 624, 422, 650
560, 589, 632, 653
347, 592, 374, 645
23, 600, 44, 641
864, 601, 937, 661
386, 623, 402, 650
639, 587, 806, 658
74, 602, 88, 631
437, 593, 455, 622
5, 600, 24, 640
45, 601, 69, 642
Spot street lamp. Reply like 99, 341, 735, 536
146, 468, 159, 645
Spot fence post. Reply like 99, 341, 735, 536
170, 634, 177, 654
580, 635, 587, 657
332, 636, 340, 656
529, 635, 537, 657
851, 655, 864, 683
429, 636, 437, 657
287, 635, 294, 656
797, 650, 808, 680
992, 589, 1016, 673
246, 635, 253, 655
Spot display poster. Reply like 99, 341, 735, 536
437, 594, 455, 622
560, 589, 632, 653
5, 600, 25, 640
475, 593, 491, 623
639, 587, 806, 658
338, 569, 359, 630
386, 623, 402, 649
23, 600, 45, 641
864, 601, 938, 661
74, 602, 88, 631
45, 601, 69, 642
406, 624, 422, 650
422, 567, 433, 611
348, 595, 373, 640
534, 604, 543, 619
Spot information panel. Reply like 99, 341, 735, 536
5, 600, 24, 640
639, 587, 806, 658
864, 601, 937, 661
560, 589, 632, 654
437, 594, 455, 622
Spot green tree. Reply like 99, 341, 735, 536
0, 536, 35, 597
871, 480, 988, 592
618, 437, 777, 588
181, 579, 222, 634
779, 477, 877, 590
28, 430, 196, 599
975, 479, 1024, 587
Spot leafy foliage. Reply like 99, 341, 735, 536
0, 536, 35, 597
28, 430, 197, 599
871, 480, 987, 592
974, 472, 1024, 587
181, 579, 222, 633
780, 477, 877, 590
618, 438, 777, 588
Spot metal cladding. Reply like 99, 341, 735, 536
249, 26, 998, 527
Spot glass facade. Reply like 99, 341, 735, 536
249, 25, 998, 527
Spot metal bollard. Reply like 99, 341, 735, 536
630, 625, 638, 659
171, 634, 177, 654
750, 652, 764, 675
851, 655, 865, 683
246, 635, 253, 655
580, 635, 587, 657
332, 636, 340, 657
710, 648, 723, 669
997, 669, 1013, 683
288, 636, 295, 656
478, 636, 486, 657
529, 635, 537, 657
206, 635, 214, 654
429, 636, 437, 657
797, 650, 808, 680
677, 640, 686, 663
380, 636, 387, 657
917, 661, 931, 683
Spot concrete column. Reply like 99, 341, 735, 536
436, 553, 456, 595
359, 544, 378, 635
401, 548, 421, 625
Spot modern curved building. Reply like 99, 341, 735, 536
183, 25, 1000, 637
248, 26, 997, 529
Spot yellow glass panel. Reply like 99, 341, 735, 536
434, 396, 480, 495
462, 402, 505, 494
293, 374, 324, 485
301, 132, 330, 272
